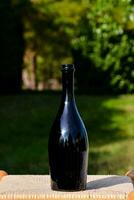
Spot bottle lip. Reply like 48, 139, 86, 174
61, 64, 75, 71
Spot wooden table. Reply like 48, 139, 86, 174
0, 175, 133, 200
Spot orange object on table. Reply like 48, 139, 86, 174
0, 170, 8, 180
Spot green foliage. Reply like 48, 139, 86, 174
17, 0, 88, 82
73, 0, 134, 93
19, 0, 77, 81
11, 0, 134, 92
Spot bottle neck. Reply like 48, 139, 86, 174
62, 70, 75, 102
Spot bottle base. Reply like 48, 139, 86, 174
51, 181, 86, 192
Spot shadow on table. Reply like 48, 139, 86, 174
86, 176, 131, 190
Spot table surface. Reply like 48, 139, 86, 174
0, 175, 133, 200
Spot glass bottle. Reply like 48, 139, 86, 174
48, 64, 89, 191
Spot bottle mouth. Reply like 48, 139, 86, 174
61, 64, 75, 71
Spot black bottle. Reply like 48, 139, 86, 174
48, 64, 89, 191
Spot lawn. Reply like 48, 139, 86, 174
0, 92, 134, 175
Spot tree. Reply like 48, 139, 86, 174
9, 0, 134, 93
72, 0, 134, 93
19, 0, 88, 88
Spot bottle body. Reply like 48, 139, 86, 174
48, 64, 89, 191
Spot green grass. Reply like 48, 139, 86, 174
0, 93, 134, 175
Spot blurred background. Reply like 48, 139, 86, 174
0, 0, 134, 175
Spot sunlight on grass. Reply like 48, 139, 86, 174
0, 93, 134, 175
